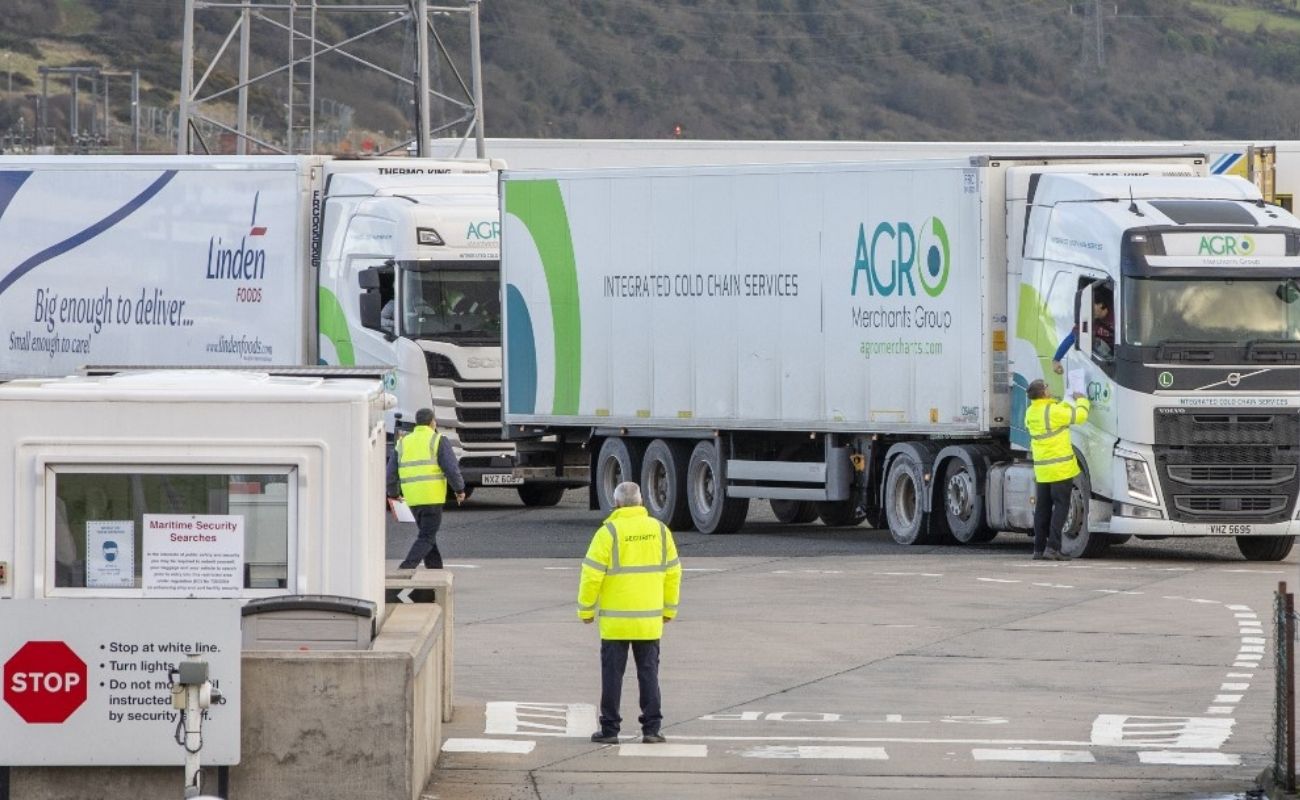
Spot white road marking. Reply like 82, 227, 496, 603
972, 748, 1095, 763
977, 578, 1020, 584
1090, 716, 1234, 749
1241, 637, 1266, 645
444, 563, 480, 569
1227, 673, 1254, 678
1213, 695, 1243, 704
1240, 645, 1265, 653
1227, 605, 1253, 611
1220, 683, 1250, 691
1092, 589, 1144, 595
1206, 707, 1234, 715
1138, 751, 1241, 766
1222, 569, 1286, 574
485, 702, 596, 737
442, 738, 535, 754
738, 745, 888, 760
1032, 582, 1074, 589
1234, 612, 1259, 619
874, 572, 943, 577
618, 743, 707, 757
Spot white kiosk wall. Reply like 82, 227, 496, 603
0, 371, 390, 609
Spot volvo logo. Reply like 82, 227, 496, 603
1226, 372, 1241, 387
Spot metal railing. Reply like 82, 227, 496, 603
1274, 581, 1296, 792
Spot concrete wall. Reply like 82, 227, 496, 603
8, 604, 444, 800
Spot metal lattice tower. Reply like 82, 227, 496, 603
179, 0, 485, 157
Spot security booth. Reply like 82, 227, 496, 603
0, 370, 389, 608
0, 372, 448, 800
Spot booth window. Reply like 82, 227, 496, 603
50, 467, 295, 593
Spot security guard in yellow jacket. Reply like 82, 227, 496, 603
1024, 379, 1090, 561
578, 481, 681, 745
387, 408, 466, 569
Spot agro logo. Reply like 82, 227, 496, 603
851, 217, 950, 298
466, 220, 500, 241
1198, 233, 1255, 256
206, 191, 269, 280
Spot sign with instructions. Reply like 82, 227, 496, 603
86, 521, 135, 589
143, 514, 244, 596
0, 599, 240, 765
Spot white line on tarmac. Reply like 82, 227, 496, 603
972, 748, 1095, 763
874, 572, 943, 577
618, 744, 707, 757
738, 745, 888, 760
977, 578, 1019, 584
442, 738, 535, 754
1220, 683, 1250, 691
666, 735, 1098, 747
1138, 751, 1242, 766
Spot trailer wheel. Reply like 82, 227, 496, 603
942, 458, 994, 544
884, 453, 930, 545
517, 485, 566, 507
1058, 463, 1108, 558
1237, 536, 1295, 562
771, 500, 819, 525
815, 501, 866, 527
686, 440, 748, 534
642, 439, 695, 530
595, 437, 646, 513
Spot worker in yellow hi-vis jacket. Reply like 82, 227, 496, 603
577, 481, 682, 745
1024, 378, 1090, 561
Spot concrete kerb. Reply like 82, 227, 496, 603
386, 562, 455, 722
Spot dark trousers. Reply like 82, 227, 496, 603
1033, 479, 1073, 554
399, 504, 444, 568
599, 639, 662, 736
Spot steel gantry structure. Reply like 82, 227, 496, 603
179, 0, 485, 157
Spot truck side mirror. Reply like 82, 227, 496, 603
360, 293, 383, 331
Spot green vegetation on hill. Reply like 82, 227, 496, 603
5, 0, 1300, 147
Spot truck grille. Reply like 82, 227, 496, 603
459, 427, 503, 443
456, 386, 500, 403
1154, 410, 1300, 524
458, 407, 501, 424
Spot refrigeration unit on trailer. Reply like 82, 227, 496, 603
501, 156, 1300, 559
0, 155, 574, 502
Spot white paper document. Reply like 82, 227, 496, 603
1066, 368, 1087, 399
389, 499, 416, 523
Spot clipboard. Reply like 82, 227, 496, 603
388, 498, 416, 523
1066, 368, 1087, 399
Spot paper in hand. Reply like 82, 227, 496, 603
388, 498, 416, 523
1066, 368, 1087, 399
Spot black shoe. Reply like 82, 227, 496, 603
1031, 552, 1045, 561
1044, 549, 1070, 561
590, 731, 619, 744
642, 733, 666, 743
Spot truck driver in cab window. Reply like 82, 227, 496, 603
1052, 283, 1114, 374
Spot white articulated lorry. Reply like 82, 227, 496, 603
501, 156, 1300, 558
0, 155, 575, 504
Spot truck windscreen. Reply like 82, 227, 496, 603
1124, 276, 1300, 346
399, 261, 501, 341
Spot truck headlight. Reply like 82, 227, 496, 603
416, 227, 444, 246
1122, 456, 1158, 505
1116, 502, 1163, 520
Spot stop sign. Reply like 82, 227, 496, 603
3, 641, 88, 724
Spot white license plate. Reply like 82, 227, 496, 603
1209, 524, 1252, 536
482, 473, 524, 486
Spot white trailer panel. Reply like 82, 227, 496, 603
0, 157, 310, 379
502, 160, 996, 435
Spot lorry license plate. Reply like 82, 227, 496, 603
1209, 524, 1252, 535
482, 473, 523, 486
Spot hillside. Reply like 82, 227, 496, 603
4, 0, 1300, 151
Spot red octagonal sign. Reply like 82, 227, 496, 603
4, 641, 88, 724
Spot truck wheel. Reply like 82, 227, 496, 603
595, 437, 646, 513
517, 485, 566, 507
884, 453, 932, 545
1058, 465, 1108, 558
942, 458, 994, 544
771, 500, 818, 524
815, 501, 866, 527
642, 439, 694, 530
686, 440, 748, 534
1237, 536, 1295, 561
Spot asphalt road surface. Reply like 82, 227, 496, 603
391, 488, 1294, 800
